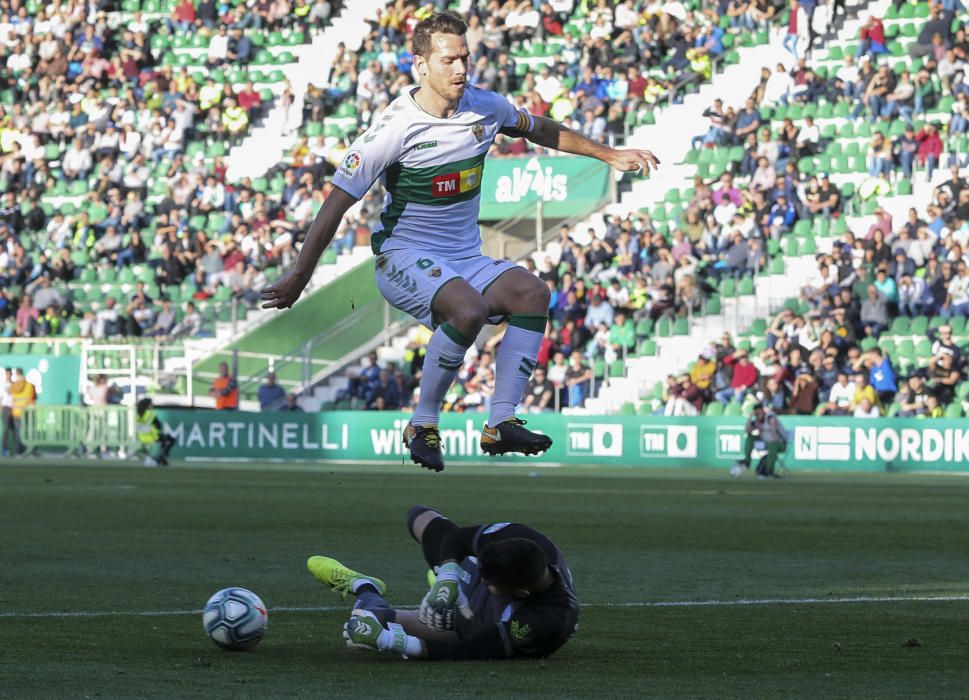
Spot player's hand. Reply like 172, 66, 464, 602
419, 562, 473, 631
260, 267, 312, 309
343, 610, 384, 652
343, 610, 422, 658
608, 148, 661, 176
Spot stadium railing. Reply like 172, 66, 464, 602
21, 405, 134, 457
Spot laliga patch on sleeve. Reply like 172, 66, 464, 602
338, 150, 362, 179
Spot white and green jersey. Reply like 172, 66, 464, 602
331, 85, 533, 259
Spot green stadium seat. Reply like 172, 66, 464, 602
945, 403, 963, 418
910, 316, 929, 336
737, 277, 755, 295
206, 142, 226, 158
724, 402, 743, 417
890, 317, 911, 334
609, 360, 625, 378
638, 339, 657, 357
705, 402, 724, 417
656, 317, 672, 337
749, 318, 767, 335
673, 317, 689, 335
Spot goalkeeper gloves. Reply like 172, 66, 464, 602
419, 561, 473, 631
342, 610, 423, 658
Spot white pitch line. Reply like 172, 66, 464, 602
2, 594, 968, 619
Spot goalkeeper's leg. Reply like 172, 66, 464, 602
406, 505, 460, 568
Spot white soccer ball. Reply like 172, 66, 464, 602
202, 587, 269, 650
729, 464, 745, 478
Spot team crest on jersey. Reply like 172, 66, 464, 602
339, 150, 362, 179
471, 124, 485, 142
428, 267, 441, 278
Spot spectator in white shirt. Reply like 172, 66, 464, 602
763, 63, 793, 105
821, 373, 854, 416
853, 397, 881, 418
208, 26, 230, 66
534, 66, 563, 103
62, 137, 93, 180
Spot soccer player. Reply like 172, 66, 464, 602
261, 11, 659, 471
306, 505, 579, 660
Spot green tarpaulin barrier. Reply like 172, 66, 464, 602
152, 411, 969, 473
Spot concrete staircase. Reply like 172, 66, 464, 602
224, 0, 386, 181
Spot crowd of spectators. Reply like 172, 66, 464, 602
656, 160, 969, 419
321, 0, 813, 414
0, 0, 349, 341
303, 0, 797, 161
339, 0, 969, 416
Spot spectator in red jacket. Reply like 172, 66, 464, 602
715, 350, 760, 405
856, 16, 888, 59
167, 0, 196, 33
916, 123, 943, 181
237, 81, 263, 119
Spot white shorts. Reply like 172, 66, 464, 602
374, 249, 519, 329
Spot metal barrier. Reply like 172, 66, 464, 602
20, 406, 84, 455
20, 406, 135, 456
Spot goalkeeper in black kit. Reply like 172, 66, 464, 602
307, 506, 579, 660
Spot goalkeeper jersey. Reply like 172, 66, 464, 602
426, 522, 580, 661
330, 85, 533, 259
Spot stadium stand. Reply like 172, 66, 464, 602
294, 0, 816, 412
316, 0, 969, 421
0, 0, 361, 352
4, 0, 967, 420
584, 0, 969, 419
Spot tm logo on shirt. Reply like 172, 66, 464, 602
432, 165, 483, 197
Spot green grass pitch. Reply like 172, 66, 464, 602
1, 460, 968, 699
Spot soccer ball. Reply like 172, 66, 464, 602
202, 587, 268, 650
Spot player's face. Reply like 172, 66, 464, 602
422, 32, 470, 105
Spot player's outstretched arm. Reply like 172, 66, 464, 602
523, 115, 661, 175
260, 187, 357, 309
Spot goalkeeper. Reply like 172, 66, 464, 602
307, 506, 579, 660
